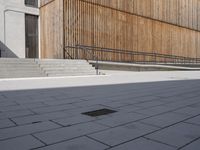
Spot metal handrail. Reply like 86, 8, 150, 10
77, 45, 200, 62
64, 47, 73, 59
64, 45, 200, 74
64, 46, 99, 75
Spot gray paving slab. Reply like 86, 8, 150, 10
127, 96, 160, 104
180, 139, 200, 150
0, 110, 34, 120
0, 135, 44, 150
117, 105, 143, 112
31, 104, 77, 114
146, 122, 200, 148
35, 136, 108, 150
0, 105, 28, 112
88, 122, 158, 146
0, 102, 47, 112
73, 99, 111, 107
164, 99, 200, 109
140, 112, 191, 128
102, 101, 130, 108
15, 97, 55, 104
173, 107, 200, 116
134, 105, 174, 116
53, 114, 96, 126
0, 121, 60, 140
184, 115, 200, 126
108, 138, 175, 150
0, 101, 17, 107
188, 102, 200, 108
134, 100, 166, 108
95, 112, 147, 127
18, 102, 48, 108
34, 122, 108, 145
43, 98, 83, 106
0, 119, 15, 129
11, 111, 73, 125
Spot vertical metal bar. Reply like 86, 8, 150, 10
96, 56, 99, 75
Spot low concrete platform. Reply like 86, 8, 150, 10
0, 71, 200, 150
89, 60, 200, 72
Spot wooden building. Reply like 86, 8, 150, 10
40, 0, 200, 62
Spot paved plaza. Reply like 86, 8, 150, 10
0, 71, 200, 150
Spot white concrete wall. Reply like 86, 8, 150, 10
0, 0, 40, 58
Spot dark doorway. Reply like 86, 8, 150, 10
25, 14, 38, 58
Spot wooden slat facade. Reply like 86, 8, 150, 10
40, 0, 64, 58
83, 0, 200, 31
40, 0, 200, 61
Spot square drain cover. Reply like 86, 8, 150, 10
82, 108, 117, 117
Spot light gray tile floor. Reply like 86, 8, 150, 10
0, 73, 200, 150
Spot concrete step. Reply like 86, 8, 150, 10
38, 62, 89, 66
0, 75, 46, 78
0, 58, 96, 78
0, 58, 35, 61
0, 67, 42, 70
0, 74, 46, 77
0, 72, 46, 75
41, 66, 93, 71
0, 71, 45, 74
38, 63, 91, 66
45, 70, 96, 74
36, 59, 86, 62
0, 64, 40, 67
47, 72, 96, 77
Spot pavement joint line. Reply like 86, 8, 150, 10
115, 100, 170, 110
8, 118, 18, 126
142, 137, 178, 148
29, 106, 79, 115
182, 121, 200, 127
50, 118, 100, 128
0, 112, 35, 120
85, 135, 111, 147
31, 134, 47, 146
27, 108, 39, 115
29, 135, 88, 150
48, 120, 64, 127
138, 121, 162, 129
7, 113, 37, 120
177, 136, 200, 150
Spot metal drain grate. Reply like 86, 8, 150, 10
82, 108, 117, 117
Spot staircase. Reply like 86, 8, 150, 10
0, 58, 96, 79
36, 59, 96, 77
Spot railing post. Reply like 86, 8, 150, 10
96, 57, 99, 75
83, 48, 86, 60
154, 53, 157, 64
